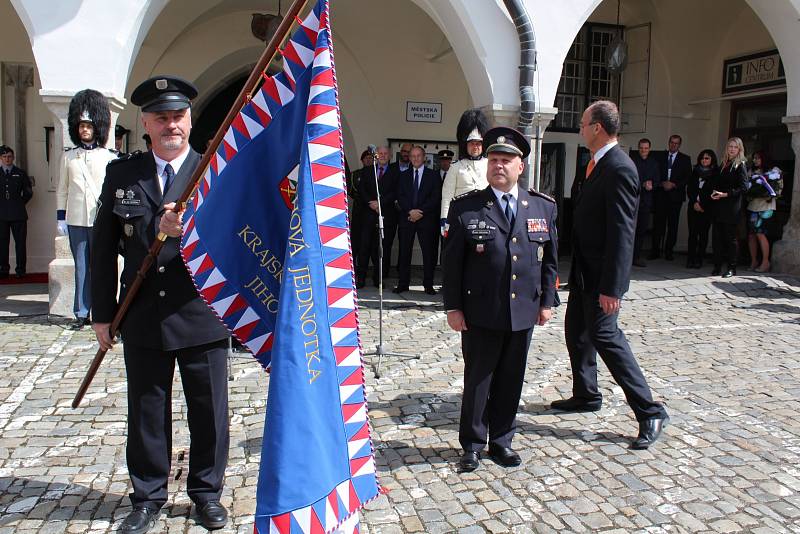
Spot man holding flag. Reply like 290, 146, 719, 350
91, 76, 230, 533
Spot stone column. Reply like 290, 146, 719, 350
40, 91, 125, 317
479, 104, 558, 190
771, 115, 800, 275
3, 64, 35, 171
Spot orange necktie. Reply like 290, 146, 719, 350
585, 158, 596, 178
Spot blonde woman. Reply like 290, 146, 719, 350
709, 137, 748, 278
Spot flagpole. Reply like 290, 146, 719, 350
71, 0, 312, 409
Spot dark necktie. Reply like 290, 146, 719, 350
413, 169, 420, 206
668, 154, 674, 169
378, 166, 384, 179
163, 163, 175, 194
503, 193, 515, 227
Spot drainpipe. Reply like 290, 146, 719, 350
503, 0, 540, 191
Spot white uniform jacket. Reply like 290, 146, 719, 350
440, 157, 488, 220
57, 146, 117, 227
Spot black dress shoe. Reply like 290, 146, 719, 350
458, 450, 479, 472
722, 269, 735, 278
120, 506, 160, 534
631, 415, 670, 450
424, 286, 437, 295
392, 286, 408, 294
69, 317, 90, 330
488, 444, 521, 467
196, 501, 228, 530
550, 397, 602, 412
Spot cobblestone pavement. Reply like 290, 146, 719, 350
1, 261, 800, 533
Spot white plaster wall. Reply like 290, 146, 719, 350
122, 0, 472, 166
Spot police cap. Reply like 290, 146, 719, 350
0, 145, 11, 156
130, 76, 198, 112
483, 126, 530, 158
437, 149, 454, 160
115, 124, 130, 137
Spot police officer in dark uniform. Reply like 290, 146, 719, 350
91, 76, 230, 534
443, 127, 558, 472
0, 145, 33, 278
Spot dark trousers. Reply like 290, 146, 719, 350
652, 200, 683, 255
397, 220, 437, 288
633, 202, 650, 261
355, 210, 379, 284
460, 325, 533, 451
382, 210, 398, 276
712, 220, 738, 269
687, 209, 711, 264
564, 286, 666, 421
67, 225, 93, 319
0, 220, 26, 275
350, 204, 364, 270
124, 339, 229, 509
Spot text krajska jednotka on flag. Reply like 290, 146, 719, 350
179, 0, 382, 532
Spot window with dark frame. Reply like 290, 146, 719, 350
552, 23, 624, 132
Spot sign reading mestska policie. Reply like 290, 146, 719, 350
722, 49, 785, 95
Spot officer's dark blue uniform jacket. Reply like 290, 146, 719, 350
91, 149, 228, 350
0, 166, 33, 221
443, 186, 558, 332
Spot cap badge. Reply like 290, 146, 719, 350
497, 136, 506, 144
115, 189, 125, 199
155, 79, 168, 90
79, 110, 92, 122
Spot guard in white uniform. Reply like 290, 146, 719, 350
440, 108, 491, 233
56, 89, 117, 329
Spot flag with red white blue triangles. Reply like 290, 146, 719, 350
179, 0, 381, 532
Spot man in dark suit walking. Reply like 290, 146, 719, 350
394, 146, 441, 294
650, 134, 692, 260
444, 127, 558, 471
91, 76, 230, 534
553, 100, 669, 450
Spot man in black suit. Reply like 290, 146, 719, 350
553, 100, 669, 450
650, 134, 691, 260
630, 138, 660, 267
0, 146, 33, 279
356, 146, 393, 287
91, 76, 230, 534
444, 127, 558, 471
380, 143, 410, 276
394, 146, 441, 295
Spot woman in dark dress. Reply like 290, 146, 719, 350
685, 149, 717, 268
709, 138, 748, 278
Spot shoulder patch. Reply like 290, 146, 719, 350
452, 188, 481, 202
107, 150, 143, 167
528, 189, 556, 203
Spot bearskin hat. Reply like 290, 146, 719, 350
68, 89, 111, 147
456, 108, 491, 158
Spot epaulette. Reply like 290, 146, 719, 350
64, 146, 76, 152
528, 189, 556, 203
452, 188, 481, 202
107, 150, 143, 166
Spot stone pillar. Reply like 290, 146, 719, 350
771, 115, 800, 275
3, 64, 34, 171
40, 91, 125, 317
479, 104, 558, 190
